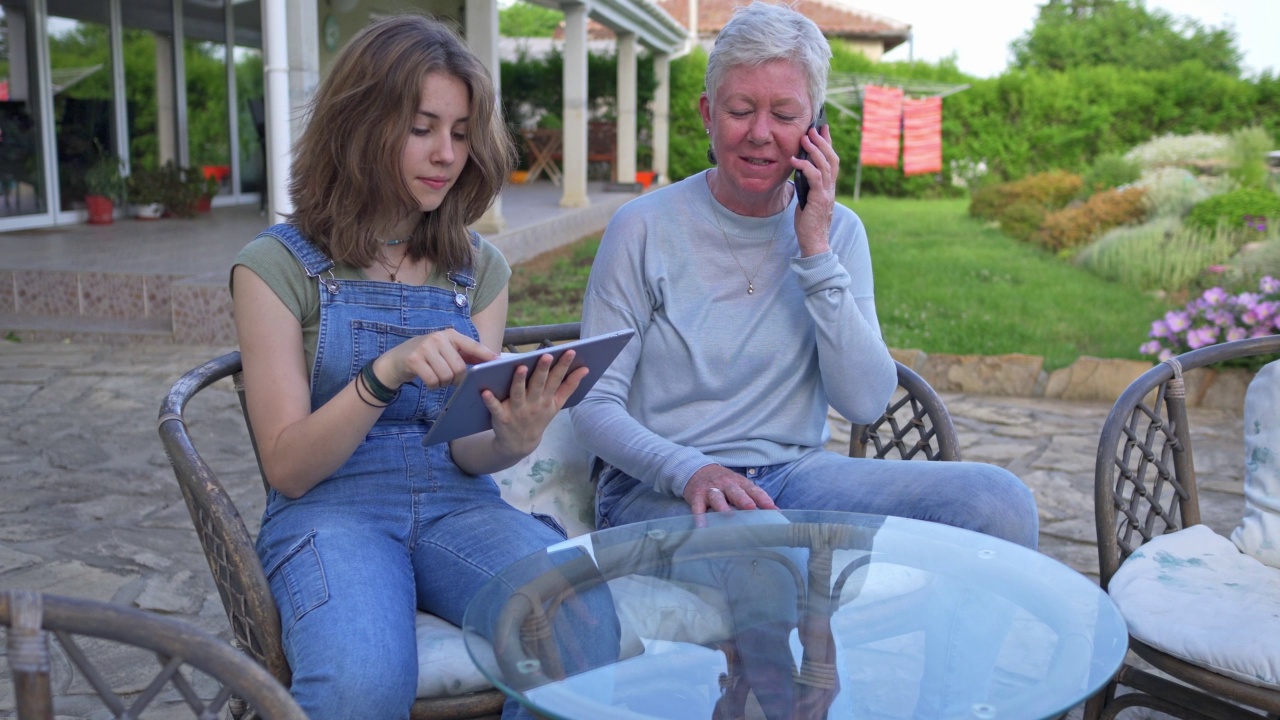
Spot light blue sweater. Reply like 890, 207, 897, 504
570, 171, 897, 498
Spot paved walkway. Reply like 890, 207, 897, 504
0, 340, 1247, 716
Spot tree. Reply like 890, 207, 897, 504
1011, 0, 1242, 77
500, 1, 561, 38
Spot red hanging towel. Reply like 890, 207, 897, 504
903, 96, 943, 176
859, 85, 903, 168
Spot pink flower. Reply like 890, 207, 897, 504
1226, 327, 1248, 342
1158, 348, 1174, 362
1206, 265, 1227, 274
1150, 319, 1170, 338
1261, 276, 1280, 294
1140, 340, 1163, 356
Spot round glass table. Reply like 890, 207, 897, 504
463, 510, 1126, 720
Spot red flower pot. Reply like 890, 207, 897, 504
85, 195, 115, 224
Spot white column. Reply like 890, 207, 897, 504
615, 32, 637, 185
287, 0, 320, 144
653, 53, 670, 186
263, 0, 294, 220
155, 35, 177, 166
559, 1, 590, 208
466, 0, 507, 233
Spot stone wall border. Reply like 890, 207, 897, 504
892, 348, 1255, 413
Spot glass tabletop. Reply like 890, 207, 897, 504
463, 509, 1127, 720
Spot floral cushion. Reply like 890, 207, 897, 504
1108, 524, 1280, 690
491, 411, 597, 538
1231, 359, 1280, 569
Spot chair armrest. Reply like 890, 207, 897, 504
849, 361, 961, 462
158, 351, 291, 687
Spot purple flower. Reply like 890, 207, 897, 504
1164, 311, 1191, 333
1200, 287, 1229, 306
1139, 276, 1280, 357
1185, 326, 1219, 349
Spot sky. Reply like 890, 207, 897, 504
845, 0, 1280, 79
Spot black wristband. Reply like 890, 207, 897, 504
360, 360, 399, 404
353, 371, 390, 408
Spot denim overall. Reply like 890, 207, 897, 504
250, 225, 612, 720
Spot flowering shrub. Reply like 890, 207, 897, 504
1140, 276, 1280, 362
1124, 132, 1229, 171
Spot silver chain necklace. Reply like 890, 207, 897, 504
711, 203, 787, 295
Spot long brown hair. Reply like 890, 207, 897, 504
288, 14, 516, 272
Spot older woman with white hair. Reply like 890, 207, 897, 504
571, 4, 1038, 716
573, 1, 1037, 543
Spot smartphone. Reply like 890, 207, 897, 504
794, 104, 827, 210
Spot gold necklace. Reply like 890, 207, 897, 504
375, 248, 408, 283
711, 203, 787, 295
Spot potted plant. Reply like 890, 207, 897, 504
84, 154, 127, 224
189, 168, 220, 213
127, 165, 169, 219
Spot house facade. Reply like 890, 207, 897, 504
0, 0, 686, 234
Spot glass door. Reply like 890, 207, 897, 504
48, 2, 117, 215
0, 1, 50, 222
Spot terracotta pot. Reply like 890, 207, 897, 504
85, 195, 114, 224
636, 171, 655, 189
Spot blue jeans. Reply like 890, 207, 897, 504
595, 450, 1038, 719
597, 450, 1038, 549
258, 436, 597, 720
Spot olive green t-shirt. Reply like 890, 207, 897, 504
231, 233, 511, 373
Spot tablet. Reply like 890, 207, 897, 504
420, 328, 635, 445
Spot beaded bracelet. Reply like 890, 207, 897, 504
360, 360, 400, 404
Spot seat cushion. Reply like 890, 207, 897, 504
412, 576, 734, 699
1108, 524, 1280, 690
490, 411, 596, 538
1231, 359, 1280, 569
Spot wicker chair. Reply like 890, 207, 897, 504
1, 589, 305, 720
1088, 335, 1280, 720
157, 322, 960, 720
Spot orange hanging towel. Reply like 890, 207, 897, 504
859, 85, 903, 168
903, 96, 943, 176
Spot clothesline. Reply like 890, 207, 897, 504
828, 75, 969, 200
825, 73, 969, 120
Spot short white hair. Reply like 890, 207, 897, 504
705, 1, 831, 116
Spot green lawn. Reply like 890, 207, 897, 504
508, 196, 1173, 371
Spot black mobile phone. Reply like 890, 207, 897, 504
794, 104, 827, 210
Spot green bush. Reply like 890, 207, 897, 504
1081, 153, 1141, 196
1225, 125, 1274, 190
999, 200, 1049, 241
1185, 187, 1280, 232
1074, 217, 1245, 291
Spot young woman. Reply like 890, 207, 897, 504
231, 15, 613, 719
